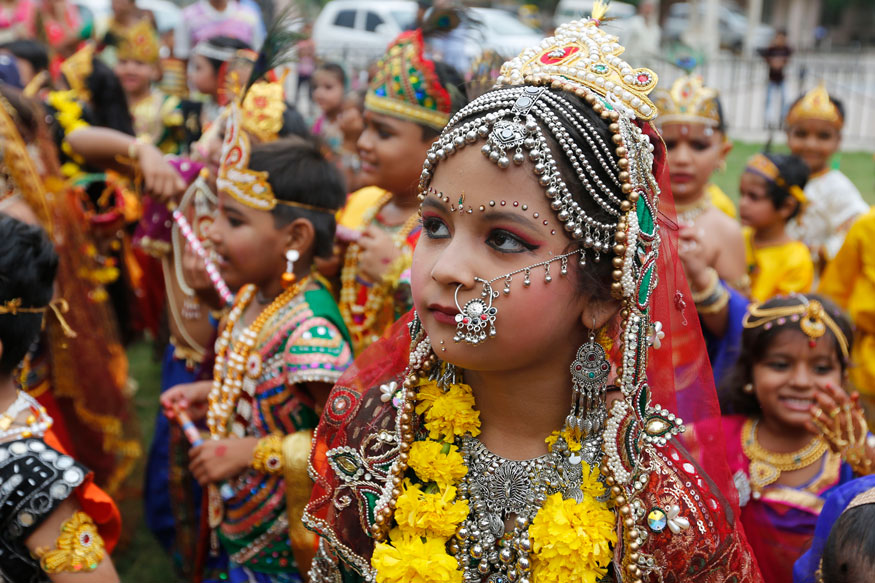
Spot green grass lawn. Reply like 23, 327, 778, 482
116, 140, 873, 582
711, 141, 875, 205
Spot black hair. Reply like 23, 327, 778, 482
0, 40, 49, 74
0, 215, 58, 376
747, 152, 809, 221
315, 62, 347, 88
718, 294, 853, 416
278, 105, 310, 140
419, 61, 468, 141
820, 503, 875, 583
787, 92, 846, 124
83, 58, 135, 135
0, 84, 41, 143
248, 137, 346, 258
714, 95, 728, 133
200, 36, 252, 74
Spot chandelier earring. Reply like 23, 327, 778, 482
281, 249, 299, 289
567, 324, 610, 437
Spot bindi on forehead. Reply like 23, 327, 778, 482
423, 186, 555, 234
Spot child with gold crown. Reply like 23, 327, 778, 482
305, 8, 762, 583
160, 84, 354, 580
784, 84, 867, 272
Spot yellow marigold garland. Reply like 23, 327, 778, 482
47, 91, 89, 179
372, 376, 616, 583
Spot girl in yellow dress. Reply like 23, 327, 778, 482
337, 30, 467, 355
739, 152, 814, 302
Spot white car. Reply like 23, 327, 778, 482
312, 1, 541, 73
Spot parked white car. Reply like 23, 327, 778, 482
312, 0, 541, 73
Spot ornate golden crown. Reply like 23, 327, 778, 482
786, 83, 842, 128
652, 75, 721, 127
60, 44, 95, 103
117, 19, 160, 64
216, 104, 277, 211
496, 2, 658, 120
241, 78, 287, 143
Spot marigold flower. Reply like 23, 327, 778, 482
372, 528, 464, 583
393, 480, 469, 539
408, 441, 467, 488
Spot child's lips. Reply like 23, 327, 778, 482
779, 396, 814, 412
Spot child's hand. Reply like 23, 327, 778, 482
139, 144, 186, 205
357, 226, 401, 283
161, 381, 211, 421
808, 383, 875, 475
677, 226, 713, 291
189, 437, 259, 486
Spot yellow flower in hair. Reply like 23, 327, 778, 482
372, 528, 463, 583
393, 479, 469, 539
415, 380, 481, 439
408, 441, 467, 488
529, 492, 617, 583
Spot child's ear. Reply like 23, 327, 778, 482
719, 137, 733, 164
283, 218, 316, 257
777, 196, 800, 221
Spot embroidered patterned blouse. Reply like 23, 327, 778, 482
216, 284, 353, 575
0, 438, 89, 583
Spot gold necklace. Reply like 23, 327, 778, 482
207, 278, 309, 438
675, 195, 710, 225
339, 194, 420, 353
742, 418, 828, 498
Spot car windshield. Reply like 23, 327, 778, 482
389, 8, 417, 29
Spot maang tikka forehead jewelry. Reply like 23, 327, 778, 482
452, 248, 583, 345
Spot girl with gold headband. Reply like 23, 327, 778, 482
738, 152, 814, 303
720, 294, 875, 583
337, 29, 467, 355
784, 84, 867, 271
160, 85, 354, 581
306, 10, 762, 583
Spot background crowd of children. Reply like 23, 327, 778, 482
0, 2, 873, 583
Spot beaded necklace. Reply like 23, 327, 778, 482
675, 195, 711, 226
208, 277, 309, 437
742, 417, 829, 498
0, 390, 52, 440
339, 194, 420, 352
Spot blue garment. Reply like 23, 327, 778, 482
703, 283, 749, 386
793, 474, 875, 583
204, 560, 303, 583
144, 345, 201, 553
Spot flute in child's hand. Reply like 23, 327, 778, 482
172, 403, 204, 447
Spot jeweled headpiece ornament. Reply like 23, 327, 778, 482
116, 19, 160, 64
652, 74, 722, 128
365, 29, 452, 130
216, 104, 331, 213
240, 77, 287, 143
60, 44, 95, 103
847, 488, 875, 511
743, 296, 849, 358
786, 83, 843, 129
0, 298, 77, 338
745, 153, 808, 208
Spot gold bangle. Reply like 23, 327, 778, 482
35, 511, 106, 573
251, 434, 284, 474
690, 267, 719, 303
697, 285, 730, 315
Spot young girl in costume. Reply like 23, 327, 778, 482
0, 214, 122, 583
113, 20, 185, 154
785, 84, 868, 271
793, 475, 875, 583
652, 75, 746, 290
338, 30, 466, 354
186, 36, 253, 140
311, 62, 345, 154
306, 13, 761, 583
721, 294, 875, 583
161, 104, 354, 581
739, 152, 814, 302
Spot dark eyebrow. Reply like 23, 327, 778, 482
421, 197, 541, 230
